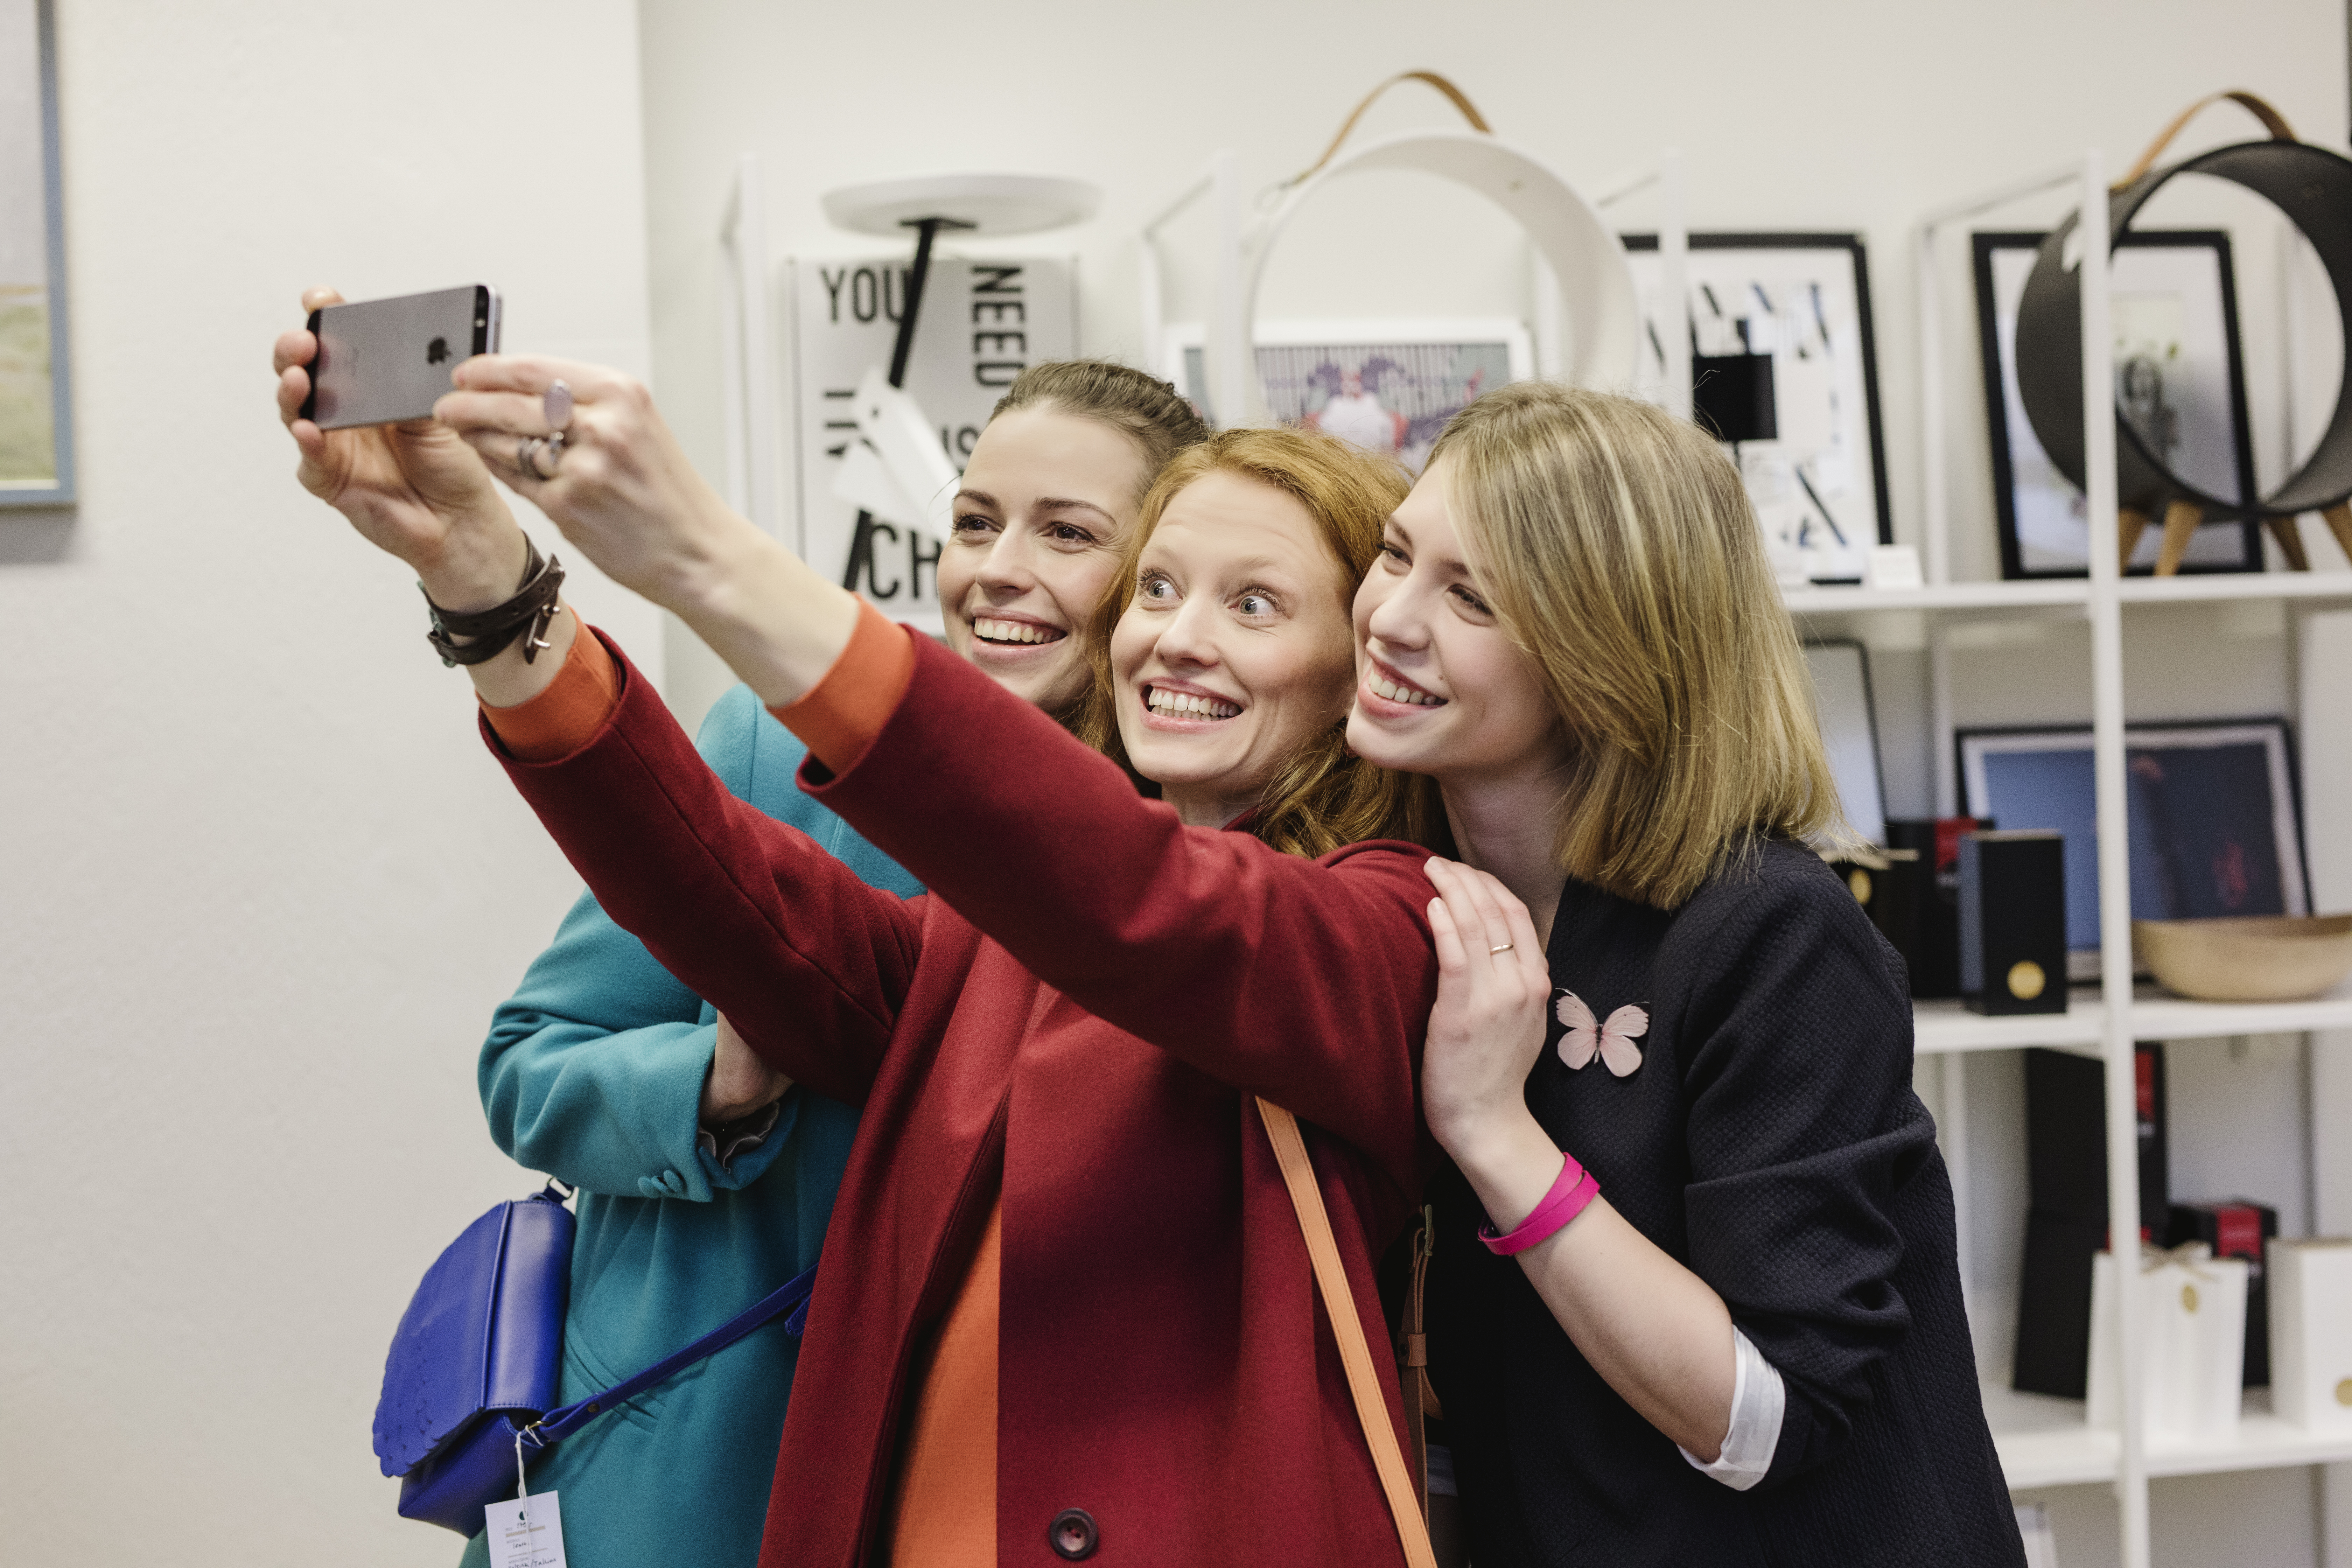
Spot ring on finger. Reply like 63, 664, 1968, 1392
517, 432, 566, 481
544, 379, 574, 432
1489, 941, 1515, 955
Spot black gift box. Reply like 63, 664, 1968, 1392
1883, 817, 1990, 999
2014, 1044, 2170, 1398
1960, 830, 2068, 1014
2015, 1207, 2107, 1398
2168, 1199, 2279, 1386
2024, 1044, 2169, 1233
1827, 849, 1924, 975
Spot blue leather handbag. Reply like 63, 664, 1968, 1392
372, 1184, 816, 1534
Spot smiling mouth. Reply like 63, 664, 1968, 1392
1144, 684, 1242, 721
972, 616, 1065, 647
1367, 665, 1445, 707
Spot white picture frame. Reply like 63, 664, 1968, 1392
1622, 234, 1890, 580
1958, 720, 2310, 968
1164, 317, 1532, 473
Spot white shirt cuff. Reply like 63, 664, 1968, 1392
1677, 1325, 1784, 1491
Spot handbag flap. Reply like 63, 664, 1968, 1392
372, 1194, 573, 1477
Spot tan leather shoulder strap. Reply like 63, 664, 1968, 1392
1256, 1098, 1440, 1568
1289, 71, 1493, 187
2120, 90, 2298, 187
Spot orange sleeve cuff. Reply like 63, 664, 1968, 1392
769, 598, 917, 773
479, 614, 621, 762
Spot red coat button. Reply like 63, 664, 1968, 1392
1048, 1507, 1099, 1560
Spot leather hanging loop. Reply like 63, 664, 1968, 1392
2118, 90, 2299, 188
1287, 71, 1495, 188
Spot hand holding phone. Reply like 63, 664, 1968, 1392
274, 285, 526, 612
300, 285, 502, 429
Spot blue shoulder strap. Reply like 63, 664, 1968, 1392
523, 1259, 818, 1450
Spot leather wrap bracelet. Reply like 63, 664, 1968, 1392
420, 537, 566, 667
1479, 1152, 1601, 1256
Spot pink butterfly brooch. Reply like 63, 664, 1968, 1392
1556, 992, 1650, 1077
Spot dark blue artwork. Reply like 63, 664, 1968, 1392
1965, 724, 2303, 953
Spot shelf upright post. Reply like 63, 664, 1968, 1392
1917, 218, 1950, 586
1208, 149, 1246, 429
1659, 149, 1692, 424
717, 154, 783, 548
1138, 161, 1217, 385
2078, 147, 2150, 1568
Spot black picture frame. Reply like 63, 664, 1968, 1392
1972, 231, 2260, 579
1622, 233, 1892, 557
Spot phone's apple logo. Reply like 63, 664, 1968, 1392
426, 336, 450, 365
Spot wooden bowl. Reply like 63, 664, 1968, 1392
2132, 915, 2352, 1002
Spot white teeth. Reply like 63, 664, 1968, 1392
1145, 686, 1241, 720
973, 617, 1062, 645
1369, 671, 1442, 707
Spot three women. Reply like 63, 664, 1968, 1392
280, 308, 2021, 1563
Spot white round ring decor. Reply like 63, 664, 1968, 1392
1211, 130, 1640, 427
821, 173, 1102, 239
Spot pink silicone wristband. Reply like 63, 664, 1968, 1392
1478, 1153, 1600, 1256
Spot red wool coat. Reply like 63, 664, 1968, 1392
491, 630, 1439, 1568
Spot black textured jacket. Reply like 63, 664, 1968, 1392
1428, 838, 2023, 1566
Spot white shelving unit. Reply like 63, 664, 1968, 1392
1778, 153, 2351, 1568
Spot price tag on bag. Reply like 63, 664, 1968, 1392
484, 1491, 567, 1568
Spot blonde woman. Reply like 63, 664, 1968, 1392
1359, 382, 2020, 1566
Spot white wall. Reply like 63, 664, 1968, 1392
0, 3, 657, 1564
637, 0, 2352, 732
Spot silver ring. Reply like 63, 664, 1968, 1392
544, 379, 574, 432
1489, 942, 1515, 955
517, 433, 564, 481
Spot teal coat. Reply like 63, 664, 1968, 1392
458, 685, 919, 1568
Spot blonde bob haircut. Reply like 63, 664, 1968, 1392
1077, 427, 1436, 860
1429, 381, 1846, 909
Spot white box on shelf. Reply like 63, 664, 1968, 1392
2268, 1238, 2352, 1430
2087, 1244, 2248, 1441
2014, 1501, 2059, 1568
1863, 543, 1924, 590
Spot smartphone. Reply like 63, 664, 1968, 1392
300, 285, 501, 429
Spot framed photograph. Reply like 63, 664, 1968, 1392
1958, 719, 2309, 972
1623, 234, 1891, 579
1166, 318, 1531, 474
1972, 231, 2259, 578
1803, 639, 1887, 846
0, 0, 70, 506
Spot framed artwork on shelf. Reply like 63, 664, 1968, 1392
1165, 317, 1531, 474
1622, 233, 1892, 581
1957, 719, 2310, 975
1802, 639, 1887, 845
1972, 231, 2260, 578
0, 0, 71, 507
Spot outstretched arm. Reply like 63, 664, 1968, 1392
276, 307, 921, 1099
423, 351, 1437, 1182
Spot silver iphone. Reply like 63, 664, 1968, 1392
301, 285, 501, 429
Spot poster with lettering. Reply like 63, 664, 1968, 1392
793, 255, 1077, 633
